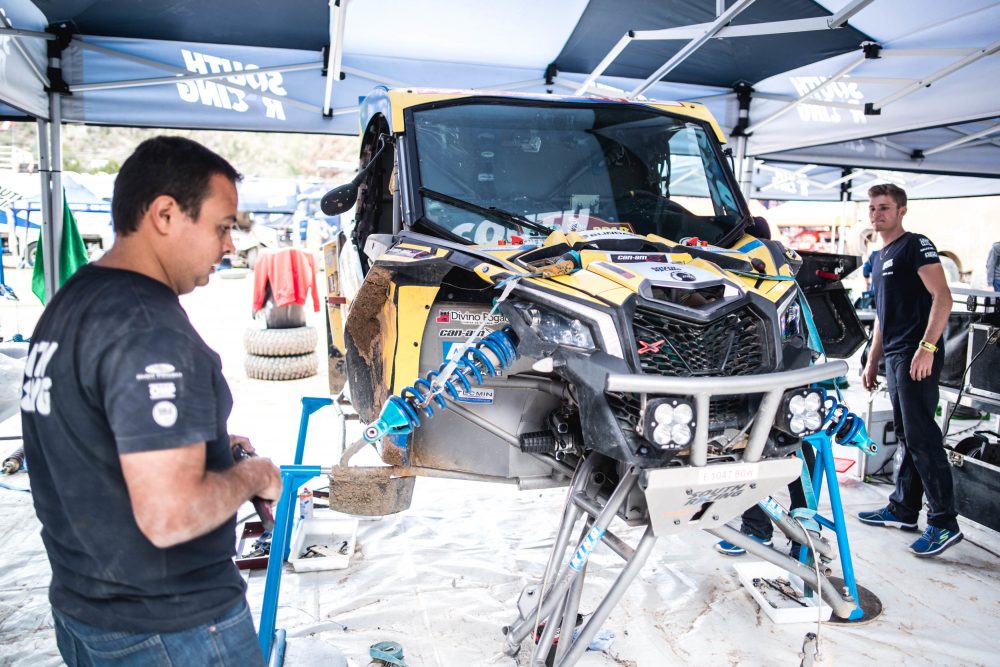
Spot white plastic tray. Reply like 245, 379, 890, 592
733, 561, 833, 624
288, 516, 359, 572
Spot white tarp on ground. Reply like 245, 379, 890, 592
0, 268, 998, 666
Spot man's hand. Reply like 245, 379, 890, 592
910, 347, 934, 382
862, 361, 879, 391
229, 434, 255, 455
242, 456, 282, 502
122, 442, 283, 549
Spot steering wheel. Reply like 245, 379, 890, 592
619, 189, 693, 216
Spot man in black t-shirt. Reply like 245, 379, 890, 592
856, 183, 961, 558
22, 137, 281, 665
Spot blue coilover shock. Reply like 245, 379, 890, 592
817, 395, 879, 456
362, 326, 520, 443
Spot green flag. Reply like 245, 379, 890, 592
32, 191, 90, 304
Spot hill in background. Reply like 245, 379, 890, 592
4, 122, 359, 179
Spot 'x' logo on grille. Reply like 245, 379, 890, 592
637, 339, 666, 355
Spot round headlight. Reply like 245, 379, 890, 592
804, 392, 823, 413
652, 423, 673, 446
671, 423, 692, 446
789, 395, 806, 415
789, 415, 806, 434
672, 403, 693, 425
653, 403, 674, 426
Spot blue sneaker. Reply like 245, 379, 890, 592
857, 506, 919, 531
715, 534, 772, 556
909, 526, 963, 558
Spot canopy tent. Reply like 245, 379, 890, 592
0, 0, 997, 294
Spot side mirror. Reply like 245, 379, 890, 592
321, 134, 392, 216
748, 215, 771, 240
321, 180, 360, 216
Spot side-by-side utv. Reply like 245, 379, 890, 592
319, 87, 869, 665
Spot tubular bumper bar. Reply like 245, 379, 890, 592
606, 361, 849, 466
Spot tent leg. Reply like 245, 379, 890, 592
49, 93, 64, 299
734, 134, 753, 199
36, 117, 55, 300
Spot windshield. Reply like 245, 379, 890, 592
411, 101, 746, 246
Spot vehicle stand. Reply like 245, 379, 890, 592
257, 394, 355, 664
799, 430, 882, 622
257, 464, 329, 663
501, 454, 657, 666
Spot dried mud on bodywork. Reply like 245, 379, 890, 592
345, 266, 393, 421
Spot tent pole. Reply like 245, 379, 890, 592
628, 0, 758, 99
732, 83, 754, 199
868, 38, 1000, 114
48, 91, 64, 300
323, 0, 348, 117
736, 139, 753, 199
36, 118, 55, 299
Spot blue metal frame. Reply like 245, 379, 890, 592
258, 464, 322, 661
258, 396, 336, 662
801, 430, 865, 620
293, 396, 333, 465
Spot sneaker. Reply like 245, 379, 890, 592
909, 526, 963, 558
715, 534, 773, 556
857, 506, 919, 531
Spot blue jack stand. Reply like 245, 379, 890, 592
258, 464, 328, 662
258, 396, 340, 663
801, 430, 865, 621
293, 397, 333, 465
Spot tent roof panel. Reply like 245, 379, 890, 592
556, 0, 870, 88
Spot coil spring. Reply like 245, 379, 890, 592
820, 395, 877, 453
363, 326, 519, 442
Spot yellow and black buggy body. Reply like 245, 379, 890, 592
320, 87, 866, 528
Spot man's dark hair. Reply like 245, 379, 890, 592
867, 183, 907, 209
112, 136, 242, 235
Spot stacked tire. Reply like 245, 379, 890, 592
244, 305, 319, 381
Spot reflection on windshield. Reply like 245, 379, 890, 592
412, 101, 745, 246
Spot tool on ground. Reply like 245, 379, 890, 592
754, 577, 808, 607
2, 446, 25, 475
369, 640, 408, 667
231, 442, 275, 530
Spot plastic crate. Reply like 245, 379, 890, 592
732, 561, 832, 624
288, 516, 359, 572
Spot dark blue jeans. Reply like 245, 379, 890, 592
993, 278, 1000, 293
53, 599, 265, 667
884, 349, 958, 532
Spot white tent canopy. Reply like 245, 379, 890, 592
0, 0, 997, 293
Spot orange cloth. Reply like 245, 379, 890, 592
252, 248, 320, 313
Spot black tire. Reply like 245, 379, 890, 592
244, 351, 318, 381
243, 326, 317, 356
25, 241, 36, 267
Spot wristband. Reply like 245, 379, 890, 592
918, 340, 938, 353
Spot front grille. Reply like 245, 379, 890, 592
608, 305, 767, 447
632, 305, 768, 377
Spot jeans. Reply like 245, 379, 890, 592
884, 349, 958, 532
993, 278, 1000, 293
53, 599, 265, 667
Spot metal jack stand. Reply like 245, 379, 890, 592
502, 455, 657, 666
258, 464, 329, 662
258, 394, 356, 663
799, 430, 882, 622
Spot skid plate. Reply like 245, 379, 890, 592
640, 458, 801, 535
